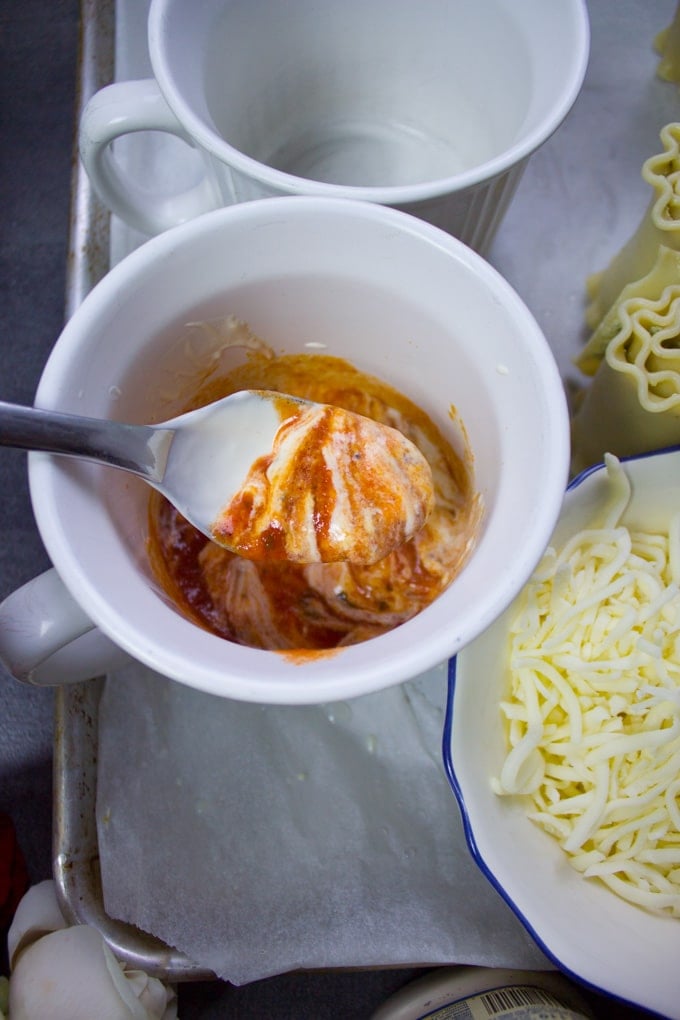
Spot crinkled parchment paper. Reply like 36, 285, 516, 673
96, 662, 548, 985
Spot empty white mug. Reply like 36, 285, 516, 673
79, 0, 589, 251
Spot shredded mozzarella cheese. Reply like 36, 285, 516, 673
494, 455, 680, 917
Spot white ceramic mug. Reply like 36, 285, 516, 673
79, 0, 589, 252
0, 198, 569, 704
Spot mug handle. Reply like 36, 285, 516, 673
78, 79, 223, 236
0, 569, 131, 686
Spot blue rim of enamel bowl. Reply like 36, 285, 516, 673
442, 444, 680, 1019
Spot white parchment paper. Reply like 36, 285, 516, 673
96, 663, 548, 984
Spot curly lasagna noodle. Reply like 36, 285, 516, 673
585, 123, 680, 332
572, 246, 680, 473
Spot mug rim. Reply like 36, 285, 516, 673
147, 0, 590, 204
28, 197, 570, 703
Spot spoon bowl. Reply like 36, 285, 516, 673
0, 392, 434, 565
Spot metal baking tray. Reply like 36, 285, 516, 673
53, 0, 213, 980
54, 678, 213, 979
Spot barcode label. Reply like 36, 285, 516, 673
423, 983, 588, 1020
481, 986, 564, 1013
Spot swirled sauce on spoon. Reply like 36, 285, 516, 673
212, 393, 435, 565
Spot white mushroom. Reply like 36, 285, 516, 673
7, 879, 68, 969
6, 881, 177, 1020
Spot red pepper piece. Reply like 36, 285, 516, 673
0, 813, 29, 933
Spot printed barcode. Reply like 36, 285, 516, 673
479, 986, 562, 1015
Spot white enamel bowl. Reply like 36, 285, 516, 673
445, 446, 680, 1018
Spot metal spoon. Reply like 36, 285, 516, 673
0, 393, 434, 564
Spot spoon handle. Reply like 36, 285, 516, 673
0, 400, 167, 478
